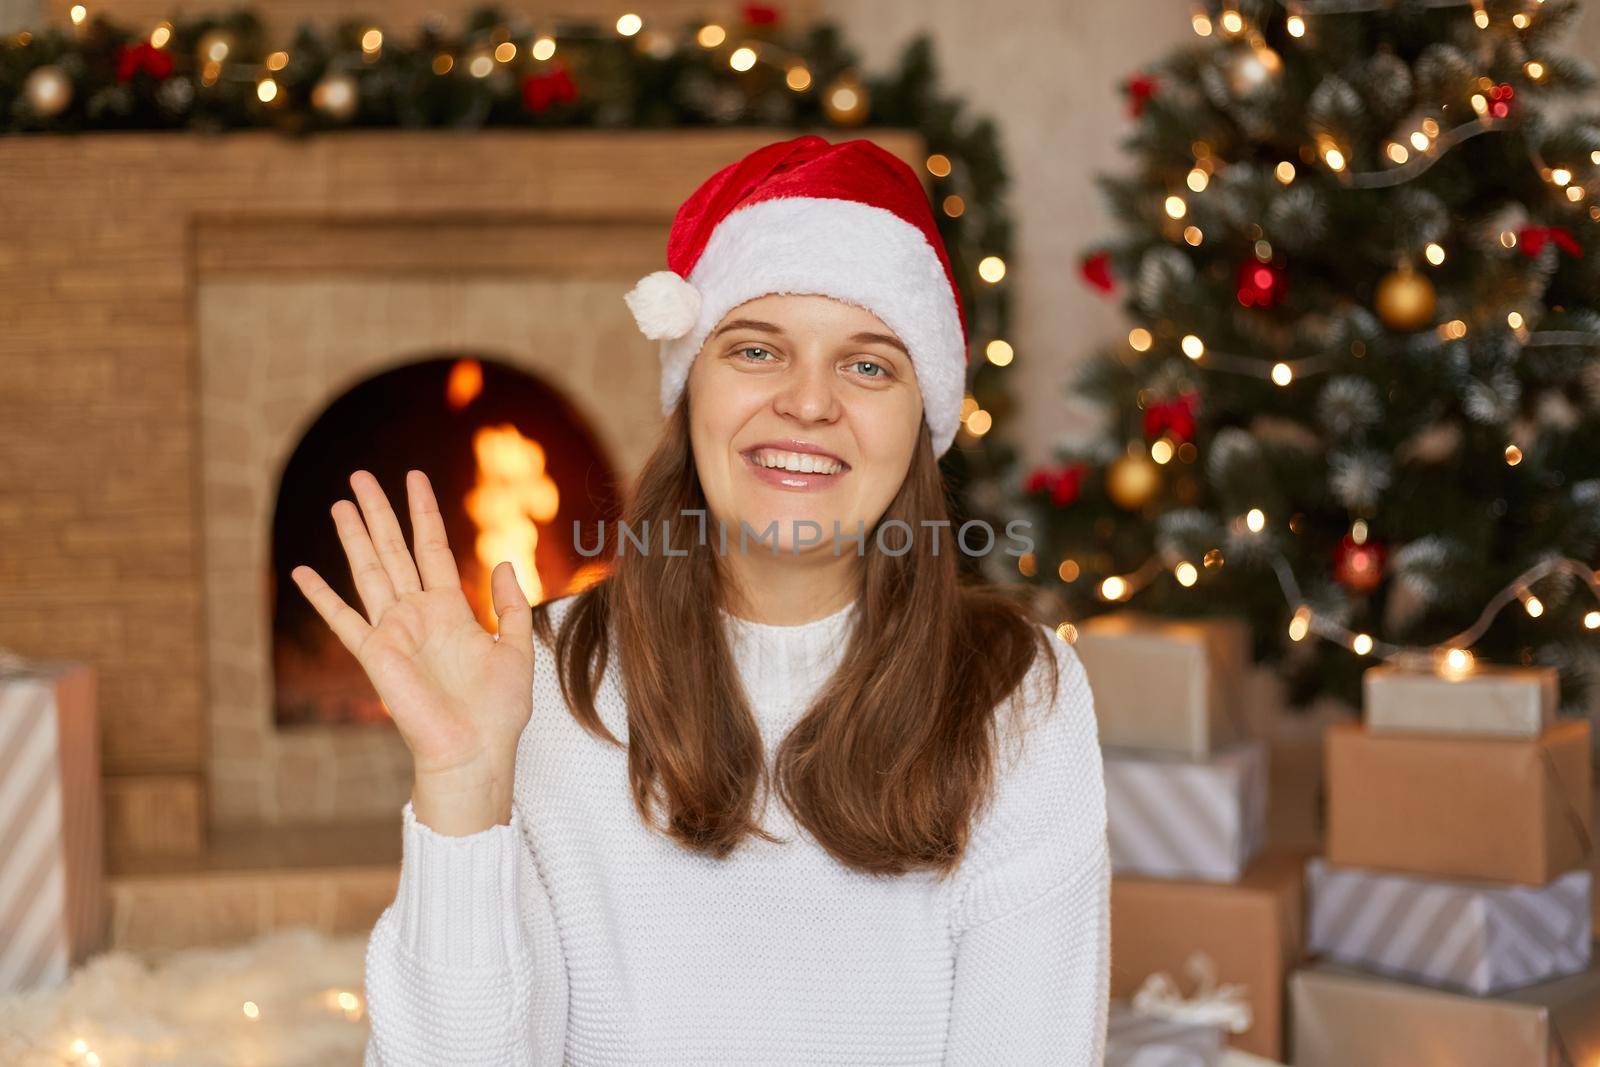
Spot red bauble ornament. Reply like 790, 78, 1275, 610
1080, 249, 1115, 294
1143, 391, 1200, 444
521, 62, 578, 112
1023, 462, 1088, 507
1123, 73, 1159, 118
1236, 258, 1287, 308
742, 4, 782, 24
1333, 533, 1387, 593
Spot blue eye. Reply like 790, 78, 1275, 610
736, 346, 776, 362
852, 360, 889, 378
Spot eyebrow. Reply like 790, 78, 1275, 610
711, 318, 911, 357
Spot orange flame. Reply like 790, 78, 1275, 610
465, 424, 559, 630
446, 359, 483, 411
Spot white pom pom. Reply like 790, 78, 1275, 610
623, 270, 702, 341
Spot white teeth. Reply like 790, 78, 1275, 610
751, 448, 843, 474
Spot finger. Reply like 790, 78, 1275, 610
331, 499, 397, 622
350, 470, 423, 596
491, 560, 533, 647
290, 565, 372, 656
406, 470, 463, 592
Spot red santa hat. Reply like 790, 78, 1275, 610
623, 134, 970, 457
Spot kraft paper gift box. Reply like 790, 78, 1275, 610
1073, 612, 1252, 757
1290, 956, 1600, 1067
1105, 739, 1267, 882
1325, 719, 1593, 885
1364, 662, 1559, 739
0, 659, 104, 994
1105, 1003, 1224, 1067
1110, 848, 1307, 1060
1306, 858, 1592, 995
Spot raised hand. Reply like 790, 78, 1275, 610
290, 469, 534, 833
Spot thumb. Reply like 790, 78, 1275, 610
490, 560, 532, 647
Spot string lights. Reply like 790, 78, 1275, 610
1058, 507, 1600, 676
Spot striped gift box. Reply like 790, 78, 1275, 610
1105, 1003, 1224, 1067
0, 663, 102, 994
1104, 740, 1267, 882
1306, 857, 1592, 995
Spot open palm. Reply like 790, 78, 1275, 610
290, 469, 534, 780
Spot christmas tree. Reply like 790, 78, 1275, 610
1018, 0, 1600, 713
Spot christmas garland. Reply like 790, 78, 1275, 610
1, 5, 1020, 505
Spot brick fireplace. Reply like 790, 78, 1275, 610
0, 125, 924, 948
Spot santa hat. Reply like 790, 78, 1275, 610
623, 134, 970, 458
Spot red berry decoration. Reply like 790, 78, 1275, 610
1488, 82, 1514, 119
1143, 391, 1199, 444
1517, 225, 1583, 258
1333, 533, 1386, 593
1024, 462, 1088, 507
521, 62, 578, 113
115, 42, 175, 84
1236, 258, 1287, 308
1124, 73, 1159, 118
1080, 250, 1115, 294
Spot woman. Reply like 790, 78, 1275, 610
292, 134, 1109, 1065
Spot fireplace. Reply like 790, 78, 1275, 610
0, 125, 927, 871
270, 355, 618, 729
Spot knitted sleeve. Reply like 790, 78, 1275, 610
943, 627, 1111, 1065
361, 796, 569, 1065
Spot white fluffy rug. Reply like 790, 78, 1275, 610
0, 927, 370, 1066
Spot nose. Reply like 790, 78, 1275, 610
772, 354, 842, 426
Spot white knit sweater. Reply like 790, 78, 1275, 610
362, 593, 1110, 1065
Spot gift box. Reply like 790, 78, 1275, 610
1306, 857, 1591, 994
1105, 740, 1267, 881
1364, 662, 1558, 739
1105, 1002, 1224, 1067
1110, 848, 1307, 1059
0, 660, 104, 994
1325, 719, 1593, 885
1073, 612, 1252, 757
1290, 956, 1600, 1067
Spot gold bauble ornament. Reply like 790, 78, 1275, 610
311, 72, 359, 121
24, 65, 72, 116
822, 74, 869, 126
1107, 450, 1161, 510
1374, 261, 1436, 331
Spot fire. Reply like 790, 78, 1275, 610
464, 424, 559, 631
446, 359, 483, 410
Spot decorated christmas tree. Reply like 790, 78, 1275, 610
1017, 0, 1600, 712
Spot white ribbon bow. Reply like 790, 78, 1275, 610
1130, 951, 1254, 1034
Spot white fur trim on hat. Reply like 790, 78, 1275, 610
638, 196, 967, 458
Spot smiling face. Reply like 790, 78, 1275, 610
685, 293, 925, 556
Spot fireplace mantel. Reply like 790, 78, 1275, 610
0, 126, 926, 858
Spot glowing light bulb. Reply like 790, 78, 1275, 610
1352, 632, 1374, 655
1175, 561, 1198, 586
1288, 605, 1311, 641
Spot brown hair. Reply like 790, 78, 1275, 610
531, 400, 1059, 879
